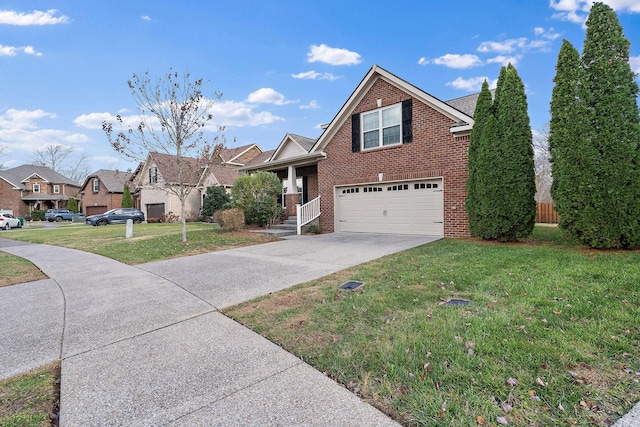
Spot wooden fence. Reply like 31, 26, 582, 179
536, 203, 559, 224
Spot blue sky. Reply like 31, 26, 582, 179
1, 0, 639, 176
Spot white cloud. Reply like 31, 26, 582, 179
291, 70, 339, 80
446, 76, 494, 92
307, 44, 361, 66
77, 99, 286, 134
421, 54, 483, 69
0, 108, 56, 129
631, 56, 640, 74
0, 9, 69, 25
478, 38, 550, 53
0, 44, 42, 57
550, 0, 640, 24
300, 100, 319, 110
246, 88, 296, 105
535, 27, 562, 40
486, 55, 521, 66
141, 15, 152, 21
208, 100, 284, 127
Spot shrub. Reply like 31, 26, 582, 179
121, 185, 133, 208
307, 224, 322, 234
231, 171, 282, 227
31, 210, 46, 221
201, 185, 231, 216
220, 208, 245, 231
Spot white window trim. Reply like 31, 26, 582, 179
92, 178, 100, 192
361, 103, 402, 151
33, 183, 40, 193
53, 184, 60, 194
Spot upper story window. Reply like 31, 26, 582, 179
351, 99, 412, 153
93, 178, 100, 192
33, 183, 40, 193
53, 185, 60, 194
362, 104, 401, 150
149, 167, 158, 184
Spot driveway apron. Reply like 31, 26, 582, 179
0, 233, 439, 426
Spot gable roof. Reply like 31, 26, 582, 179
271, 133, 318, 162
148, 152, 207, 185
83, 169, 133, 193
242, 149, 276, 168
208, 164, 240, 187
445, 90, 496, 117
217, 143, 261, 165
0, 164, 80, 189
311, 65, 474, 153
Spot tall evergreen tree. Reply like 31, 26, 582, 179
550, 3, 640, 249
580, 2, 640, 248
466, 80, 493, 236
484, 64, 536, 241
549, 40, 595, 243
121, 184, 133, 208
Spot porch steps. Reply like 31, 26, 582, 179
251, 216, 299, 237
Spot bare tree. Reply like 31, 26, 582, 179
32, 144, 91, 184
102, 69, 223, 242
533, 124, 552, 203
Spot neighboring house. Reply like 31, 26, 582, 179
240, 65, 477, 238
213, 144, 263, 169
80, 169, 133, 216
131, 144, 262, 220
0, 164, 81, 216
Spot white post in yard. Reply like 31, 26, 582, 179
126, 219, 133, 238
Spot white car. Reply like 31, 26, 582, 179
0, 213, 22, 230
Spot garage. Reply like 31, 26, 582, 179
335, 179, 444, 236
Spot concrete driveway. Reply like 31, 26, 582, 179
0, 232, 438, 426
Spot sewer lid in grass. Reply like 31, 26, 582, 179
440, 298, 471, 306
339, 281, 364, 290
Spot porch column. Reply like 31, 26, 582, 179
285, 165, 298, 217
286, 165, 297, 195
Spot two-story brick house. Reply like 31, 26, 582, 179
241, 65, 478, 238
80, 169, 134, 216
0, 164, 81, 216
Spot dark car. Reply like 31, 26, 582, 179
85, 208, 145, 226
45, 209, 85, 222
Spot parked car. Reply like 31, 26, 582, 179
85, 208, 145, 226
0, 213, 22, 230
45, 209, 85, 222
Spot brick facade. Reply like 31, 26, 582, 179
317, 78, 471, 238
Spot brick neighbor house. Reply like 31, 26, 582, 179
131, 144, 262, 220
0, 164, 81, 216
80, 169, 134, 216
240, 65, 478, 238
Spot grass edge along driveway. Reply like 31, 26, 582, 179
224, 226, 640, 427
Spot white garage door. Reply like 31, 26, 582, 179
335, 179, 444, 236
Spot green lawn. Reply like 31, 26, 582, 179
224, 227, 640, 426
0, 363, 59, 427
3, 222, 277, 264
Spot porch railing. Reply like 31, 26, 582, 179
296, 196, 321, 235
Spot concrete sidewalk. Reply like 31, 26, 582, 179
0, 233, 437, 426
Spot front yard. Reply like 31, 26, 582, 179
1, 222, 277, 265
224, 227, 640, 426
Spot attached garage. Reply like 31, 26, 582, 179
86, 206, 107, 216
335, 179, 444, 236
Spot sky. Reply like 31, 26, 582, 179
1, 0, 639, 178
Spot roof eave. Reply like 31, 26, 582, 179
239, 151, 326, 172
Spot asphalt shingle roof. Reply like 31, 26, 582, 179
0, 164, 80, 189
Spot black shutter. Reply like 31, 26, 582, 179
351, 113, 360, 152
402, 99, 413, 144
